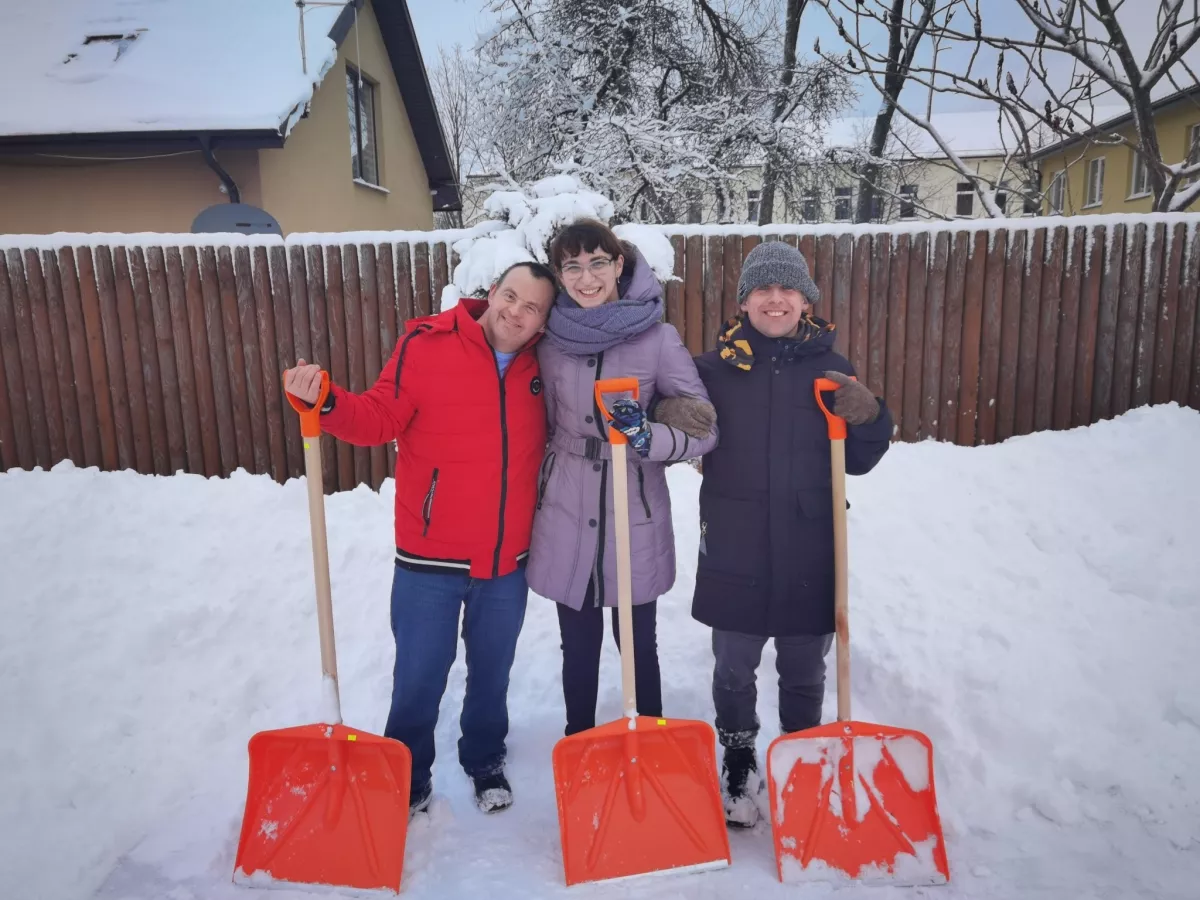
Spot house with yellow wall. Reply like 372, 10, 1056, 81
1030, 87, 1200, 216
0, 0, 459, 236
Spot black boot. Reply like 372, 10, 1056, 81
409, 781, 432, 818
720, 747, 762, 828
472, 771, 513, 814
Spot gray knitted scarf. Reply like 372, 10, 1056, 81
544, 247, 664, 355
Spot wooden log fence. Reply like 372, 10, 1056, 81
1, 215, 1198, 492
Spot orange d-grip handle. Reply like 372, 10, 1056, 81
284, 369, 330, 438
594, 378, 641, 445
813, 376, 849, 441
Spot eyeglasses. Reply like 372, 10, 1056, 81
560, 258, 614, 278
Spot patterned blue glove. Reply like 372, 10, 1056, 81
610, 398, 652, 458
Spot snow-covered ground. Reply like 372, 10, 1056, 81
2, 404, 1199, 900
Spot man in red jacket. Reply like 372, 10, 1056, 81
284, 261, 556, 816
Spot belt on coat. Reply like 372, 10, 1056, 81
553, 435, 613, 460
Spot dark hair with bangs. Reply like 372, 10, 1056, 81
548, 218, 625, 270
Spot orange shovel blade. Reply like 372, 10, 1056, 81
766, 721, 949, 886
552, 715, 731, 886
233, 723, 412, 894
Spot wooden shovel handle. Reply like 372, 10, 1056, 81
814, 377, 851, 723
283, 369, 341, 724
595, 377, 640, 718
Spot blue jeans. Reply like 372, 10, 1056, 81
384, 564, 528, 794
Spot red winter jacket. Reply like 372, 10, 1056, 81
319, 298, 547, 578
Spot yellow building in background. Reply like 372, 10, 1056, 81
1031, 88, 1200, 216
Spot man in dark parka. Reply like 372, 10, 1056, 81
656, 240, 893, 828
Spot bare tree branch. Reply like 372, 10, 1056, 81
818, 0, 1200, 215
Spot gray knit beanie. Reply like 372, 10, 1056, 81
737, 240, 820, 306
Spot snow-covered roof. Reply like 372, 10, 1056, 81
0, 0, 349, 139
823, 109, 1043, 160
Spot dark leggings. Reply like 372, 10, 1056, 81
555, 588, 663, 736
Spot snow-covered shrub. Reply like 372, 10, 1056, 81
442, 175, 676, 310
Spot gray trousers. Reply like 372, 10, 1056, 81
712, 629, 834, 749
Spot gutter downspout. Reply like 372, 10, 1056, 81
197, 135, 240, 204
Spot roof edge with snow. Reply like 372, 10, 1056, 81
1029, 84, 1200, 161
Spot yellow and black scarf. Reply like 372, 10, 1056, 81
717, 313, 835, 371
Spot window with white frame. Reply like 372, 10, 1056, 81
956, 181, 974, 217
347, 65, 379, 185
1049, 171, 1065, 214
746, 189, 761, 223
834, 186, 853, 221
1085, 157, 1105, 207
801, 189, 819, 222
1022, 180, 1040, 215
899, 184, 917, 219
994, 182, 1009, 215
1130, 150, 1151, 197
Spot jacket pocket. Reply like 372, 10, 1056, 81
422, 468, 440, 536
796, 488, 833, 519
636, 467, 652, 520
536, 452, 556, 510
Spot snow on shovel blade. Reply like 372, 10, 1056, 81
233, 723, 412, 894
552, 715, 731, 886
766, 721, 949, 886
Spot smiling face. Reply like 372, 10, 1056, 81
481, 264, 556, 353
558, 248, 624, 308
740, 284, 811, 338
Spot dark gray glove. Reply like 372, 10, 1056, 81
652, 395, 717, 439
823, 370, 880, 426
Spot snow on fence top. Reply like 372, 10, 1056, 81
1, 0, 345, 138
655, 211, 1200, 241
3, 211, 1194, 259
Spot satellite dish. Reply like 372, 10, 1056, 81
191, 203, 282, 236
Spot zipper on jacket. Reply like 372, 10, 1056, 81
591, 350, 608, 439
491, 353, 511, 578
592, 459, 608, 607
637, 467, 651, 520
537, 452, 556, 510
394, 324, 432, 398
421, 468, 439, 536
590, 351, 607, 605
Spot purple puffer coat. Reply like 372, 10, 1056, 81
526, 256, 718, 611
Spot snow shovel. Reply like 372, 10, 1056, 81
233, 370, 413, 894
765, 376, 949, 886
551, 377, 731, 887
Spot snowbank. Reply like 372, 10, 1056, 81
1, 405, 1199, 899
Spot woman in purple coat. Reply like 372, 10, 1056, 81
527, 218, 718, 736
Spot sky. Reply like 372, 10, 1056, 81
402, 0, 1037, 118
403, 0, 1194, 120
406, 0, 498, 63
